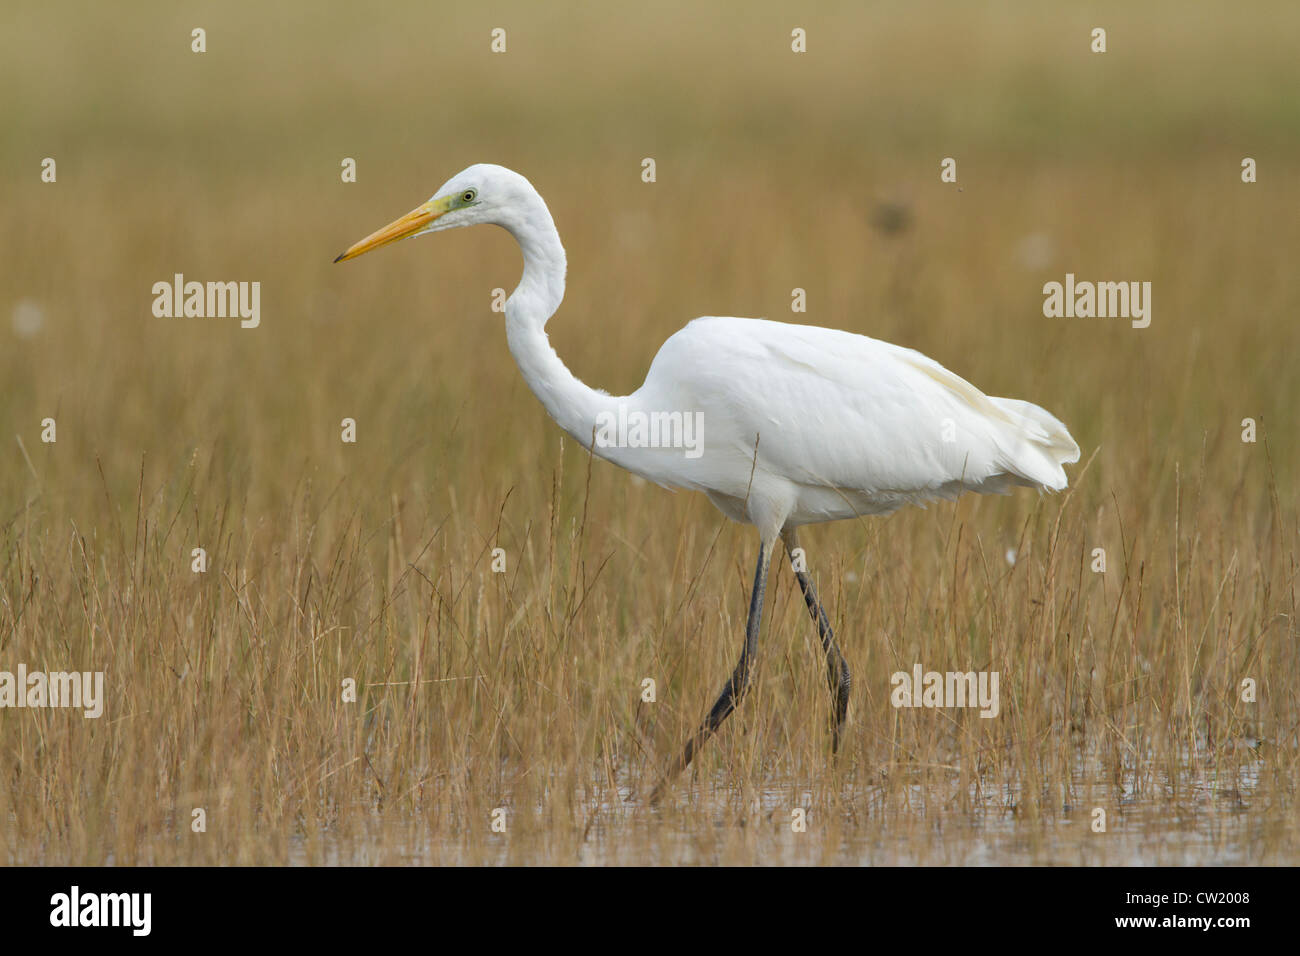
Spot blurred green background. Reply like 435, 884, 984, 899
3, 0, 1296, 504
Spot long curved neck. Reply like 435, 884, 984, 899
502, 205, 612, 450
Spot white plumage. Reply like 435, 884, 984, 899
336, 163, 1080, 798
617, 315, 1078, 533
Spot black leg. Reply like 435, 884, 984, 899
783, 531, 851, 752
649, 540, 772, 803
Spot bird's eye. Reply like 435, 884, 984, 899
462, 189, 477, 203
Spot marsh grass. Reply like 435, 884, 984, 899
0, 0, 1297, 863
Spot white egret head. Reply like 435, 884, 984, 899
334, 163, 541, 263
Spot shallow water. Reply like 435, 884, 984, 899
280, 750, 1283, 866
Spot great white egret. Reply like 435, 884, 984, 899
335, 163, 1080, 802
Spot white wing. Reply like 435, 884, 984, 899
626, 316, 1079, 526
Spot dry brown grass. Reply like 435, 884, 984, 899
0, 0, 1297, 864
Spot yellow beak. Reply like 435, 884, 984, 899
334, 196, 450, 262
